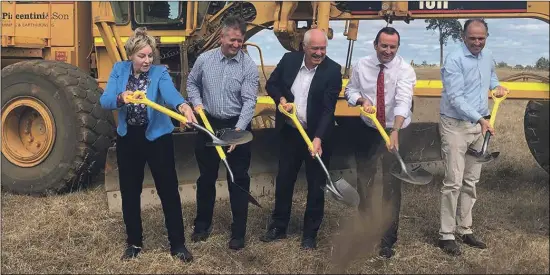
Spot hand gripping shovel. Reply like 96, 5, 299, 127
125, 91, 253, 146
466, 89, 508, 164
360, 106, 433, 185
278, 103, 360, 207
195, 107, 262, 208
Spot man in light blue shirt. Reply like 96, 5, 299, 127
438, 19, 508, 256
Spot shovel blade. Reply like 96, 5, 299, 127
473, 151, 500, 164
327, 178, 360, 207
390, 164, 433, 185
466, 147, 482, 158
217, 129, 254, 145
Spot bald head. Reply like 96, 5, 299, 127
303, 28, 328, 68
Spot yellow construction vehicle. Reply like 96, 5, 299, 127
2, 1, 548, 211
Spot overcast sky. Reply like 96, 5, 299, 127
246, 18, 549, 67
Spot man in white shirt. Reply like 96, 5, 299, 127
345, 27, 416, 259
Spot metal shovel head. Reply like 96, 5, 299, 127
473, 151, 500, 164
327, 177, 360, 207
206, 128, 253, 146
390, 163, 433, 185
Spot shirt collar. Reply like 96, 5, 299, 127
300, 57, 318, 72
374, 54, 398, 69
217, 47, 242, 63
461, 42, 483, 58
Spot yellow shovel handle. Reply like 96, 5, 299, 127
359, 106, 390, 145
277, 103, 314, 151
124, 91, 189, 124
196, 107, 227, 159
489, 89, 508, 128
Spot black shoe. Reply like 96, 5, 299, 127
259, 228, 287, 242
171, 246, 193, 263
301, 237, 317, 250
438, 240, 462, 256
228, 237, 245, 250
460, 234, 487, 249
379, 246, 395, 259
121, 245, 142, 260
191, 227, 212, 242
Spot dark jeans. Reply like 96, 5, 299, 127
116, 125, 186, 250
268, 124, 332, 239
354, 124, 402, 249
193, 113, 252, 239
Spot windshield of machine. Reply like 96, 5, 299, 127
134, 1, 181, 24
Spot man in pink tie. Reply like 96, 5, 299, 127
344, 27, 417, 259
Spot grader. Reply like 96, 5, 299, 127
1, 1, 549, 212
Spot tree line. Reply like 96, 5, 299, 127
423, 19, 549, 70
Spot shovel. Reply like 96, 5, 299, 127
195, 107, 262, 208
124, 91, 253, 146
360, 106, 433, 186
278, 103, 360, 207
466, 89, 509, 164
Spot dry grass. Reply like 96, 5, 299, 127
2, 67, 549, 274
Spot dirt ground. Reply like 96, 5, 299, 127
1, 67, 549, 274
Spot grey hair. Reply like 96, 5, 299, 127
303, 29, 328, 46
222, 16, 246, 35
124, 27, 157, 57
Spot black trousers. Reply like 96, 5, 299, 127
116, 125, 186, 250
193, 114, 252, 239
269, 124, 332, 239
354, 123, 402, 249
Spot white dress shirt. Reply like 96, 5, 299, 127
289, 59, 317, 129
345, 54, 416, 129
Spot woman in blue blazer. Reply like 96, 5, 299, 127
100, 27, 196, 263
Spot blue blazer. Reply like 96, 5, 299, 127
100, 61, 186, 141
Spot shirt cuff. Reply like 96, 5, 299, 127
116, 94, 125, 107
393, 105, 410, 119
190, 98, 202, 108
235, 121, 248, 131
347, 93, 361, 107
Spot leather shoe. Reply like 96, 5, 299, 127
460, 234, 487, 249
171, 246, 193, 263
379, 246, 395, 259
259, 227, 287, 242
438, 240, 462, 256
121, 245, 142, 260
301, 237, 317, 250
191, 227, 212, 242
228, 237, 245, 250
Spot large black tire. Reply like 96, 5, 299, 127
1, 60, 116, 195
524, 100, 549, 174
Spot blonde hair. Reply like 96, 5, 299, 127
124, 27, 157, 57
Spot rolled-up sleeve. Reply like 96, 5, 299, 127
393, 66, 416, 119
186, 55, 204, 107
235, 62, 259, 130
442, 58, 483, 123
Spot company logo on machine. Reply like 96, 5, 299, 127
2, 12, 70, 20
2, 11, 70, 28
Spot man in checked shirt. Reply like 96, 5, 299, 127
186, 16, 259, 250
